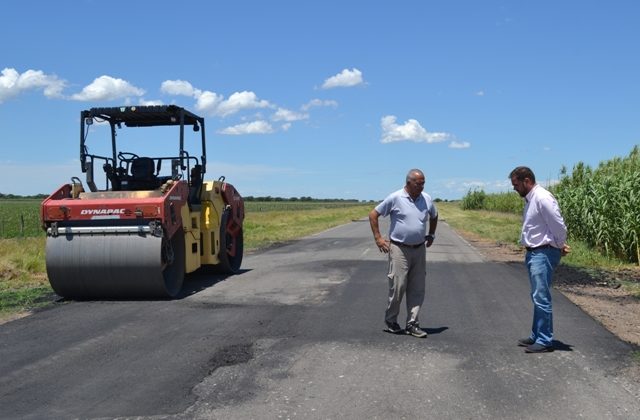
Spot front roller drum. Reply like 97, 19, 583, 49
45, 232, 185, 299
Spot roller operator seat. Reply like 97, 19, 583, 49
129, 157, 160, 190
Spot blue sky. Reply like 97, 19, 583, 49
1, 0, 638, 200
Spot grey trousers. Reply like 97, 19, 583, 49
385, 242, 426, 326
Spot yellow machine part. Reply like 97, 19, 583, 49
182, 180, 227, 273
182, 205, 201, 273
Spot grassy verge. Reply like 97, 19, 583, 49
0, 204, 373, 320
244, 204, 371, 250
0, 237, 54, 318
437, 201, 521, 246
438, 201, 640, 288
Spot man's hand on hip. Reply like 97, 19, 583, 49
375, 237, 390, 253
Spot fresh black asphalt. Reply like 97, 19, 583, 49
0, 219, 638, 419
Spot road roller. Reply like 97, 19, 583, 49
40, 105, 245, 299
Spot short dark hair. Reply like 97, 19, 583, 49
509, 166, 536, 183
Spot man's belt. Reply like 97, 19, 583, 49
525, 244, 555, 252
390, 240, 424, 249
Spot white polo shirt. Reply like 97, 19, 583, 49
375, 188, 438, 245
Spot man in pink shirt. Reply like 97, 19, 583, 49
510, 166, 571, 353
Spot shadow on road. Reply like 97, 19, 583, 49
179, 268, 253, 299
424, 326, 449, 335
552, 340, 574, 352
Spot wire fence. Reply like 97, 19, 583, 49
0, 200, 43, 238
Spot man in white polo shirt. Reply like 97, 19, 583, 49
369, 169, 438, 338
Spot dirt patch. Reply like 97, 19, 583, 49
0, 311, 31, 325
455, 228, 640, 347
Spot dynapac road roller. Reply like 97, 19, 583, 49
40, 105, 244, 299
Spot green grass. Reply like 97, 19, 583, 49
0, 237, 53, 317
244, 204, 371, 250
438, 201, 521, 246
0, 199, 43, 238
438, 201, 640, 291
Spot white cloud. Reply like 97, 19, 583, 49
195, 90, 224, 114
302, 98, 338, 110
0, 67, 66, 103
160, 80, 279, 119
449, 141, 471, 149
321, 68, 364, 89
218, 120, 274, 135
215, 91, 271, 117
139, 99, 163, 106
71, 75, 145, 101
380, 115, 452, 144
475, 90, 485, 96
281, 123, 292, 131
272, 107, 309, 122
161, 79, 198, 97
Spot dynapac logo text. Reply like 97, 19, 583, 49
80, 209, 126, 215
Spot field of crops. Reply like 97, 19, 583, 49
459, 146, 640, 265
460, 189, 524, 213
0, 199, 370, 239
555, 146, 640, 264
0, 199, 42, 238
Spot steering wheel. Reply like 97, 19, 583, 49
117, 152, 140, 163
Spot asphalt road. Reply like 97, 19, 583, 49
1, 219, 639, 419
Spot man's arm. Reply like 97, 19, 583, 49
369, 209, 390, 253
426, 215, 438, 248
539, 197, 570, 256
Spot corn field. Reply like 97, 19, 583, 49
459, 145, 640, 265
555, 146, 640, 264
461, 189, 523, 213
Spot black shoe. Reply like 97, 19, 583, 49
383, 322, 404, 334
405, 323, 427, 338
525, 343, 554, 353
517, 337, 535, 347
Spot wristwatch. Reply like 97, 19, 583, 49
425, 234, 435, 241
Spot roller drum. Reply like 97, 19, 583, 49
45, 232, 184, 299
